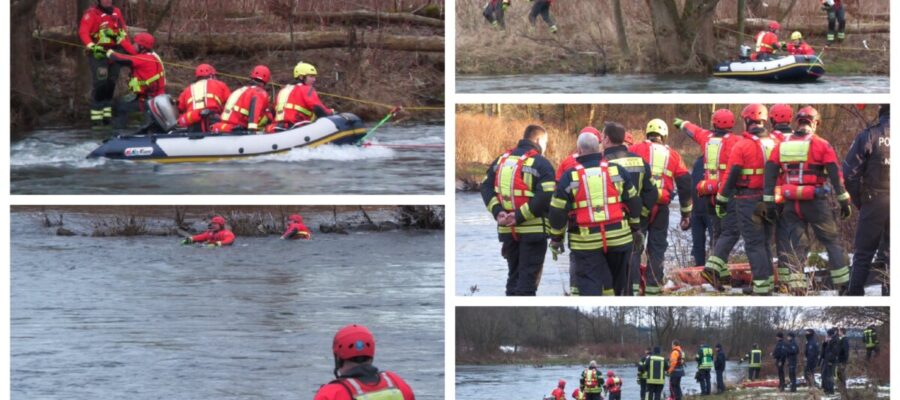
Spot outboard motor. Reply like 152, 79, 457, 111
147, 94, 178, 132
739, 45, 751, 61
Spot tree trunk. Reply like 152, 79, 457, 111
716, 18, 889, 35
292, 10, 444, 28
11, 0, 41, 137
148, 0, 178, 34
645, 0, 721, 72
612, 0, 630, 57
736, 0, 746, 47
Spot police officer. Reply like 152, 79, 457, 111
773, 332, 788, 390
637, 347, 652, 400
481, 125, 556, 296
837, 327, 850, 397
745, 343, 762, 380
630, 120, 693, 295
548, 131, 642, 296
786, 332, 799, 392
601, 122, 657, 295
765, 106, 852, 293
719, 104, 780, 295
676, 110, 742, 289
820, 328, 840, 395
644, 347, 668, 400
863, 325, 879, 360
803, 328, 819, 388
844, 104, 890, 296
714, 344, 727, 393
695, 343, 714, 395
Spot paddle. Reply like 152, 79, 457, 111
357, 107, 402, 146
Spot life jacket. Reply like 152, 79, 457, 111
494, 149, 539, 212
699, 347, 714, 369
126, 52, 165, 97
187, 80, 225, 112
648, 142, 674, 204
777, 134, 826, 190
79, 6, 127, 48
736, 134, 776, 189
749, 349, 762, 367
863, 329, 877, 348
697, 135, 730, 196
608, 376, 622, 393
274, 84, 316, 124
573, 161, 624, 227
583, 369, 601, 393
647, 356, 666, 385
220, 86, 271, 129
755, 31, 779, 53
333, 372, 404, 400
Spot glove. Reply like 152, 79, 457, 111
764, 202, 778, 224
839, 200, 852, 220
206, 241, 222, 248
549, 239, 565, 261
781, 42, 788, 51
673, 118, 687, 130
715, 195, 729, 218
631, 228, 645, 253
181, 237, 193, 245
88, 44, 107, 59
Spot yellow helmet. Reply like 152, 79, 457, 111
646, 118, 668, 136
293, 62, 318, 79
790, 31, 802, 41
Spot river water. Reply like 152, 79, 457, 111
10, 123, 444, 194
457, 362, 748, 400
456, 74, 889, 94
11, 212, 444, 399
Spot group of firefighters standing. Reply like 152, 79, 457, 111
79, 0, 331, 133
547, 325, 878, 400
482, 104, 889, 296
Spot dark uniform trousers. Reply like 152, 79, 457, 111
89, 55, 122, 121
502, 237, 548, 296
735, 194, 774, 294
636, 206, 669, 292
778, 198, 850, 288
573, 243, 631, 296
849, 192, 889, 294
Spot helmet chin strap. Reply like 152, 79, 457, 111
333, 355, 344, 379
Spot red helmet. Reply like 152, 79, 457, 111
211, 215, 226, 226
607, 370, 615, 377
769, 104, 794, 124
195, 63, 216, 78
580, 126, 602, 141
741, 104, 768, 124
333, 324, 375, 360
768, 21, 781, 32
289, 214, 303, 223
711, 109, 735, 130
558, 379, 566, 388
133, 32, 155, 50
795, 106, 820, 130
250, 65, 271, 84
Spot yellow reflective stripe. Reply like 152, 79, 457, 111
628, 217, 640, 225
741, 168, 765, 175
641, 207, 650, 217
549, 226, 565, 236
520, 203, 535, 220
550, 196, 568, 209
830, 266, 850, 284
486, 197, 499, 212
680, 204, 692, 213
602, 288, 615, 296
541, 181, 556, 192
779, 140, 811, 162
220, 87, 249, 121
498, 224, 546, 234
836, 192, 850, 201
626, 186, 637, 198
762, 195, 775, 202
513, 189, 535, 197
274, 85, 294, 120
576, 198, 620, 208
716, 194, 729, 203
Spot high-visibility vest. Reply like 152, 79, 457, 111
779, 135, 825, 186
335, 372, 404, 400
583, 368, 601, 393
704, 135, 729, 181
127, 52, 165, 94
274, 84, 315, 122
739, 135, 776, 179
699, 347, 714, 369
220, 87, 250, 122
188, 79, 223, 111
573, 161, 624, 227
863, 329, 877, 349
494, 149, 539, 211
749, 349, 762, 367
647, 356, 666, 385
648, 142, 673, 203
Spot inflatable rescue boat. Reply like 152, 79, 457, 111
713, 55, 825, 82
87, 95, 367, 162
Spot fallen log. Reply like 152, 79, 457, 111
34, 28, 444, 54
293, 10, 443, 28
715, 17, 889, 35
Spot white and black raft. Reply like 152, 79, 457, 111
87, 95, 367, 163
713, 54, 826, 82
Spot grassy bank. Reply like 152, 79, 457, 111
686, 386, 886, 399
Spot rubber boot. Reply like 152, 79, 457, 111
550, 25, 558, 34
91, 109, 105, 130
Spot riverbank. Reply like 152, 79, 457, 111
686, 385, 888, 399
13, 205, 444, 237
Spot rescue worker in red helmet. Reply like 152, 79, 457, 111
481, 125, 556, 296
181, 215, 235, 247
603, 370, 622, 400
79, 0, 137, 128
844, 105, 890, 296
548, 132, 642, 296
717, 104, 781, 295
211, 65, 273, 133
767, 103, 803, 290
822, 0, 846, 44
764, 106, 852, 293
557, 126, 603, 181
571, 387, 585, 400
786, 32, 815, 56
177, 63, 231, 132
314, 324, 415, 400
281, 213, 311, 240
751, 21, 783, 61
675, 109, 742, 289
106, 32, 166, 131
629, 119, 692, 296
600, 122, 657, 295
550, 379, 566, 400
267, 62, 333, 133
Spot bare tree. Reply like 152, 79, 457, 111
644, 0, 721, 72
